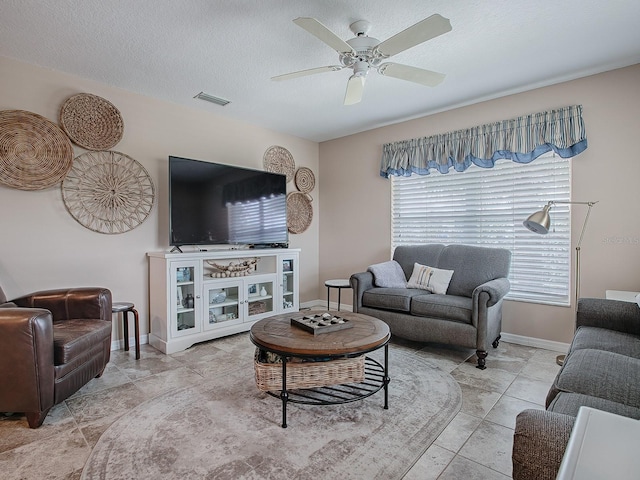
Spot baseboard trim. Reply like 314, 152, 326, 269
499, 332, 569, 353
117, 305, 569, 354
111, 334, 149, 352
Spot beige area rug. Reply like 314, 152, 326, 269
82, 347, 461, 480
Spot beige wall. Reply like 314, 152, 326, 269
319, 64, 640, 344
0, 56, 320, 344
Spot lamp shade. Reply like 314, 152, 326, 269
523, 204, 551, 234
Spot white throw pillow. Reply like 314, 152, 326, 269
636, 293, 640, 309
407, 263, 454, 295
367, 260, 407, 288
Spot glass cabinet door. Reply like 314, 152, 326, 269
279, 255, 298, 313
171, 261, 202, 337
245, 276, 275, 320
203, 280, 243, 331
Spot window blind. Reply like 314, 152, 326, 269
391, 154, 571, 305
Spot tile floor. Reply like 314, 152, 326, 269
0, 331, 560, 479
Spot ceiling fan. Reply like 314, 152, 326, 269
272, 14, 452, 105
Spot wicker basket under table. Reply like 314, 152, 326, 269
254, 351, 365, 392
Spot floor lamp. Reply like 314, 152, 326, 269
523, 200, 598, 366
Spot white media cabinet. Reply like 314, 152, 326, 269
148, 248, 300, 354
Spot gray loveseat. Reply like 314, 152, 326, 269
512, 297, 640, 479
350, 244, 511, 369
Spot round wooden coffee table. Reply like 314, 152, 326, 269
250, 311, 390, 428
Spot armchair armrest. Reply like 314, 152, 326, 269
472, 277, 511, 308
350, 272, 374, 312
0, 308, 55, 421
512, 409, 575, 480
576, 298, 640, 336
12, 287, 112, 322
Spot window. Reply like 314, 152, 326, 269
391, 154, 571, 305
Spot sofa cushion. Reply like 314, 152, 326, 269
53, 319, 112, 365
546, 348, 640, 409
393, 244, 446, 280
410, 294, 472, 323
549, 392, 640, 419
362, 288, 425, 312
367, 260, 407, 288
569, 326, 640, 359
437, 244, 511, 298
407, 263, 454, 294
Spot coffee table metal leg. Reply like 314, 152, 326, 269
384, 343, 389, 409
281, 356, 288, 428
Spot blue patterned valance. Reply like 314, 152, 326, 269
380, 105, 588, 178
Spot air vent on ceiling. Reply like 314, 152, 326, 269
194, 92, 230, 106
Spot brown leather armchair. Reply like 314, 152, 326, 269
0, 285, 112, 428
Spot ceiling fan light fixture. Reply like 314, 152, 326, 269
344, 74, 366, 105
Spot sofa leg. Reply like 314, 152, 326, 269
476, 350, 487, 370
492, 335, 501, 349
26, 408, 51, 428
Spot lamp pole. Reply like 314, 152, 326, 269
544, 201, 598, 365
546, 201, 598, 306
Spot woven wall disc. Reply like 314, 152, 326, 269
286, 192, 313, 234
263, 145, 295, 182
60, 93, 124, 150
62, 151, 154, 234
294, 167, 315, 194
0, 109, 73, 190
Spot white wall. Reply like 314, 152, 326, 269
319, 64, 640, 344
0, 55, 320, 345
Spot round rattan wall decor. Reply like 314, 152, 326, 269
294, 167, 315, 194
0, 109, 73, 190
286, 192, 313, 234
62, 151, 154, 234
60, 93, 124, 150
263, 145, 295, 182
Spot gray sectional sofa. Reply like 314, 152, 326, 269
512, 297, 640, 479
350, 244, 511, 369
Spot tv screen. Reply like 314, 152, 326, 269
169, 156, 288, 248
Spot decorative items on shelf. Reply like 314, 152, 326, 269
61, 150, 155, 234
211, 291, 227, 303
206, 257, 259, 277
260, 286, 268, 296
263, 145, 295, 182
176, 267, 191, 282
0, 109, 73, 190
182, 293, 194, 309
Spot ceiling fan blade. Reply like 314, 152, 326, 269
293, 17, 356, 55
378, 62, 445, 87
344, 75, 366, 105
375, 14, 452, 57
271, 65, 343, 81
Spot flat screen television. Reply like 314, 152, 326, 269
169, 156, 288, 248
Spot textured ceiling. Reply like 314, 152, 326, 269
1, 0, 639, 142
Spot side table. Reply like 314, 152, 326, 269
112, 302, 140, 359
324, 279, 351, 311
557, 406, 640, 479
